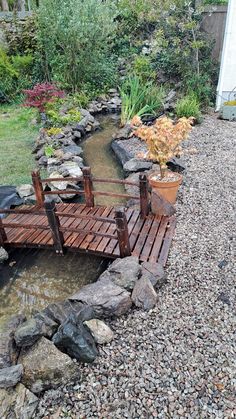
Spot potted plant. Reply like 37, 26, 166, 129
131, 115, 193, 204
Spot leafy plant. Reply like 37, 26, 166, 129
46, 127, 62, 136
120, 75, 164, 126
0, 48, 18, 102
44, 145, 55, 158
131, 115, 193, 178
175, 94, 201, 120
37, 0, 118, 92
23, 83, 65, 112
131, 56, 156, 82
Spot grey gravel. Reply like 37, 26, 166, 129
34, 114, 236, 418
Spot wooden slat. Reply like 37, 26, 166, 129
79, 207, 110, 250
132, 216, 154, 259
158, 217, 176, 266
139, 215, 162, 262
148, 216, 169, 263
68, 207, 102, 249
66, 206, 101, 248
86, 207, 114, 252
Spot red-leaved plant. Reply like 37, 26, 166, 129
23, 83, 65, 112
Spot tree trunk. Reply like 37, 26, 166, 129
17, 0, 26, 11
1, 0, 9, 11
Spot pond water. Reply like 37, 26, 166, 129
82, 114, 125, 206
0, 114, 124, 323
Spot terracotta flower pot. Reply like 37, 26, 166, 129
149, 171, 183, 204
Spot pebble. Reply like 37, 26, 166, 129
34, 115, 236, 418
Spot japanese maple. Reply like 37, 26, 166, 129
23, 83, 65, 112
131, 115, 193, 179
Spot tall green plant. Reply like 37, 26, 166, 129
120, 76, 164, 126
36, 0, 118, 92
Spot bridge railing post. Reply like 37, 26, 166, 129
115, 208, 131, 258
82, 167, 95, 207
0, 217, 7, 246
32, 170, 44, 207
139, 174, 149, 219
45, 201, 64, 255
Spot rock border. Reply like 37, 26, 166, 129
0, 256, 167, 416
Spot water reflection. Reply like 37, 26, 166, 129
0, 249, 107, 325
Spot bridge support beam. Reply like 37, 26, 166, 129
139, 174, 149, 218
115, 208, 131, 258
45, 201, 64, 255
32, 170, 45, 207
0, 217, 7, 246
82, 167, 95, 207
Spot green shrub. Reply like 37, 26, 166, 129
175, 94, 201, 120
0, 48, 34, 102
120, 75, 164, 125
37, 0, 118, 92
45, 98, 82, 127
184, 73, 216, 107
131, 56, 156, 82
44, 145, 55, 158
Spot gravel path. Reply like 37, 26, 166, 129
36, 114, 236, 418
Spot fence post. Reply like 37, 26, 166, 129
139, 174, 149, 218
115, 208, 131, 258
32, 170, 44, 206
0, 217, 7, 246
45, 201, 64, 255
82, 167, 94, 207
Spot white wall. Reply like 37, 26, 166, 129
216, 0, 236, 110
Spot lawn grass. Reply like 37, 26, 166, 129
0, 104, 39, 185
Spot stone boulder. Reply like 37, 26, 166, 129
19, 337, 79, 394
0, 247, 8, 263
14, 314, 58, 348
62, 144, 83, 156
58, 161, 82, 178
70, 278, 132, 317
0, 365, 23, 389
14, 318, 43, 348
0, 383, 38, 419
124, 158, 153, 173
141, 262, 167, 289
48, 171, 69, 191
0, 185, 23, 209
131, 276, 158, 310
42, 300, 95, 325
84, 319, 114, 344
16, 184, 34, 199
0, 315, 26, 369
99, 256, 141, 291
52, 315, 98, 363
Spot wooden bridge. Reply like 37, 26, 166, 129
0, 168, 176, 266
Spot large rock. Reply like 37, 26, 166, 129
14, 318, 46, 348
19, 337, 79, 394
111, 140, 132, 166
16, 184, 34, 199
99, 256, 141, 291
0, 365, 23, 388
58, 161, 82, 178
62, 144, 83, 156
0, 185, 23, 209
141, 262, 167, 289
0, 315, 26, 369
52, 315, 98, 363
42, 300, 95, 325
14, 319, 38, 348
48, 171, 69, 191
0, 247, 8, 263
113, 124, 132, 140
131, 277, 158, 310
84, 319, 114, 344
111, 137, 147, 168
70, 278, 132, 317
124, 158, 153, 173
0, 383, 38, 418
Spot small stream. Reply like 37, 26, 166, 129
0, 114, 123, 324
